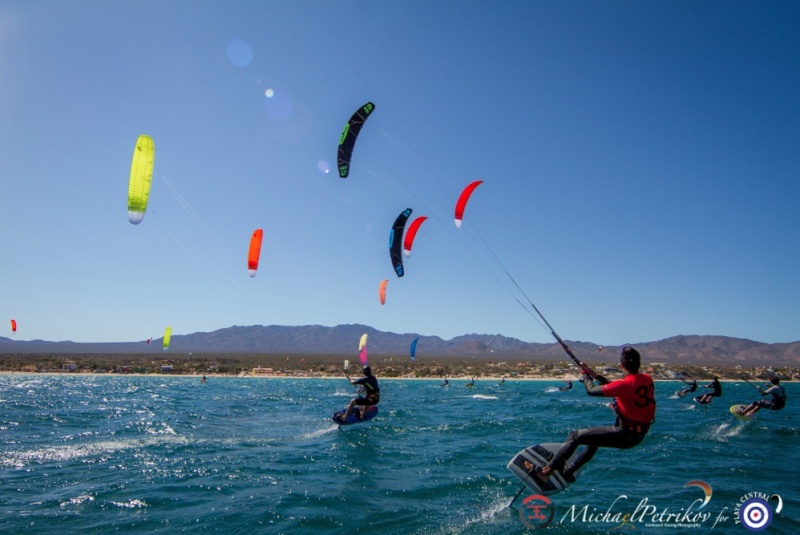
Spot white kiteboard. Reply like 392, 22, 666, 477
507, 442, 582, 495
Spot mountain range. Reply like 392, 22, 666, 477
1, 324, 798, 366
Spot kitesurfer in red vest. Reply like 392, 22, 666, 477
535, 346, 656, 484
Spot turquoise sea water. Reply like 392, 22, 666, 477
0, 375, 796, 534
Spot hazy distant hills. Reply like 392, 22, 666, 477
0, 325, 797, 366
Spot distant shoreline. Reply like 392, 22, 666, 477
0, 371, 792, 382
0, 371, 564, 381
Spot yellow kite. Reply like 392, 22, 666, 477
163, 325, 172, 352
128, 135, 155, 224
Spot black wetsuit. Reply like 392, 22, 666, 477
694, 379, 721, 404
677, 380, 697, 397
353, 375, 380, 405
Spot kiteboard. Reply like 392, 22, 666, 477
730, 404, 754, 421
693, 395, 712, 405
507, 443, 582, 495
332, 405, 378, 426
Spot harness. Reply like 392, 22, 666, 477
358, 382, 380, 404
618, 413, 652, 434
610, 401, 653, 434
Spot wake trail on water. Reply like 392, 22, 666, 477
1, 435, 189, 468
302, 425, 340, 439
710, 421, 745, 441
458, 490, 514, 532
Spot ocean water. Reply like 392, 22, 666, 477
0, 375, 797, 534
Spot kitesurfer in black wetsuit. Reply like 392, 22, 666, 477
338, 366, 380, 421
558, 380, 573, 391
676, 378, 697, 397
694, 377, 721, 405
739, 377, 787, 417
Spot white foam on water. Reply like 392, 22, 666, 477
301, 425, 339, 439
710, 421, 744, 441
1, 435, 189, 468
459, 489, 513, 531
60, 494, 95, 507
110, 499, 147, 509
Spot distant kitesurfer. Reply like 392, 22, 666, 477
739, 377, 787, 417
201, 375, 207, 383
498, 377, 505, 385
694, 377, 721, 405
676, 378, 697, 397
466, 377, 475, 388
534, 346, 656, 484
441, 378, 449, 387
558, 380, 573, 391
338, 366, 380, 421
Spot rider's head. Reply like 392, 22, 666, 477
619, 346, 641, 373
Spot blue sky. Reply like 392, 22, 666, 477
1, 1, 798, 346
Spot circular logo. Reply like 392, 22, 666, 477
741, 497, 773, 532
519, 494, 554, 529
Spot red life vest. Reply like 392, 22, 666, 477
602, 373, 656, 425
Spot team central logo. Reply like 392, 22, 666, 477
735, 492, 783, 532
740, 498, 771, 531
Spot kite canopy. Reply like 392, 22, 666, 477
454, 180, 483, 228
248, 229, 264, 277
358, 333, 368, 366
10, 319, 17, 334
403, 216, 428, 257
389, 208, 413, 277
163, 326, 172, 352
379, 279, 388, 305
410, 337, 419, 362
127, 135, 155, 224
337, 102, 375, 178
